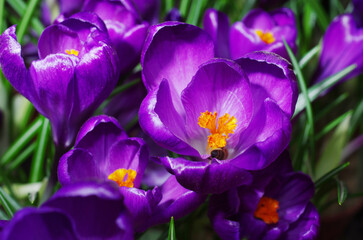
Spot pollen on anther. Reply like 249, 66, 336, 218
65, 49, 79, 57
108, 168, 137, 188
254, 196, 279, 224
198, 111, 237, 152
255, 30, 275, 44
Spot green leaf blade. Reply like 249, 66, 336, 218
168, 216, 176, 240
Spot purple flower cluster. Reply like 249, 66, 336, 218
0, 1, 326, 239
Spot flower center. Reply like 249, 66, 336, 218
254, 196, 279, 224
255, 30, 275, 44
198, 111, 237, 153
108, 168, 137, 188
65, 49, 79, 57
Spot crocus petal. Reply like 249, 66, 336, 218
281, 203, 319, 240
1, 208, 77, 240
107, 138, 149, 188
243, 9, 275, 30
75, 116, 127, 168
75, 115, 126, 145
69, 12, 109, 33
119, 187, 161, 232
203, 8, 231, 58
314, 14, 363, 84
139, 81, 199, 156
271, 8, 296, 27
267, 172, 315, 222
232, 99, 292, 170
236, 51, 298, 118
161, 156, 252, 194
116, 23, 149, 74
230, 22, 263, 59
148, 175, 207, 227
73, 44, 119, 114
141, 22, 214, 93
142, 158, 171, 187
0, 26, 33, 102
43, 182, 133, 240
208, 189, 244, 240
29, 53, 78, 146
58, 149, 100, 185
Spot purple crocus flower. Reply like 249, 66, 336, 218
208, 153, 319, 240
82, 0, 149, 74
58, 115, 206, 232
203, 8, 297, 60
313, 14, 363, 84
1, 182, 133, 240
139, 22, 298, 194
0, 14, 119, 148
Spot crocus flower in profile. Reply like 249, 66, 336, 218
139, 22, 298, 194
208, 153, 319, 240
313, 14, 363, 84
203, 8, 297, 60
58, 115, 206, 232
1, 182, 133, 240
0, 13, 119, 148
82, 0, 149, 74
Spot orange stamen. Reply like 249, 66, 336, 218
255, 30, 275, 44
254, 196, 279, 224
65, 49, 79, 56
198, 111, 237, 152
108, 168, 137, 188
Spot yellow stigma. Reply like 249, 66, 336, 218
198, 111, 237, 151
65, 49, 79, 56
108, 168, 137, 188
255, 30, 275, 44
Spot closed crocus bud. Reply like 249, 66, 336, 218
82, 0, 149, 74
139, 22, 298, 194
1, 182, 133, 240
314, 14, 363, 85
208, 153, 319, 240
0, 13, 120, 149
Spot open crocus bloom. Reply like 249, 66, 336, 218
203, 8, 297, 60
58, 115, 206, 232
208, 153, 319, 240
1, 182, 133, 240
139, 22, 298, 194
0, 13, 119, 148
